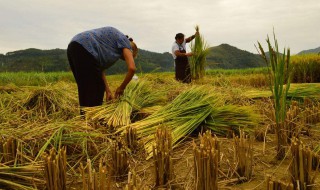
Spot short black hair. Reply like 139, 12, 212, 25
175, 33, 184, 40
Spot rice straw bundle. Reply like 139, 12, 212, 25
290, 137, 319, 190
118, 86, 222, 157
79, 159, 110, 190
43, 147, 67, 190
233, 131, 253, 181
152, 126, 173, 187
84, 80, 164, 128
266, 175, 294, 190
190, 25, 210, 80
0, 164, 45, 189
205, 105, 258, 136
193, 131, 219, 190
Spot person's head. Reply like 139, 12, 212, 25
126, 35, 138, 58
175, 33, 184, 44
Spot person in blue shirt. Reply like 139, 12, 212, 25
67, 26, 138, 114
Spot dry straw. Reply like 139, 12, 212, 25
111, 138, 129, 178
152, 126, 174, 188
290, 138, 319, 190
193, 131, 219, 190
266, 175, 294, 190
79, 159, 110, 190
233, 131, 253, 181
43, 147, 67, 190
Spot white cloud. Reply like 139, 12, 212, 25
0, 0, 319, 54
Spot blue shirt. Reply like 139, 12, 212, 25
71, 26, 132, 69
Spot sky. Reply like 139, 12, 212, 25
0, 0, 319, 55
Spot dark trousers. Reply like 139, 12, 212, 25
175, 55, 191, 83
67, 42, 105, 111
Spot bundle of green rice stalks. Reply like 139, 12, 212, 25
205, 106, 259, 136
23, 82, 78, 119
118, 86, 258, 158
0, 164, 45, 189
84, 81, 165, 128
118, 86, 222, 157
190, 25, 210, 80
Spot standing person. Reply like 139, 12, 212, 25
67, 26, 138, 114
171, 31, 198, 83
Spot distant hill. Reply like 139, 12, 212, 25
0, 44, 267, 73
297, 47, 320, 55
0, 48, 174, 74
206, 44, 265, 69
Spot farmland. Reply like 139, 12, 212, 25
1, 63, 320, 189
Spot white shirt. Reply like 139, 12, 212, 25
171, 39, 187, 60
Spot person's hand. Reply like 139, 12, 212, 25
105, 90, 113, 102
115, 87, 125, 98
195, 31, 200, 36
186, 52, 193, 57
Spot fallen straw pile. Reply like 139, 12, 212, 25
153, 126, 174, 188
193, 131, 219, 190
85, 81, 164, 128
23, 82, 78, 119
0, 164, 45, 189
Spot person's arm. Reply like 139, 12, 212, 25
186, 31, 199, 43
102, 71, 113, 101
174, 50, 193, 57
115, 48, 136, 98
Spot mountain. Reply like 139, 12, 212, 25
297, 47, 320, 55
0, 44, 266, 73
206, 44, 265, 69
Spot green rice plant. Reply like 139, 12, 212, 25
193, 131, 219, 190
256, 31, 292, 159
291, 54, 320, 83
190, 26, 210, 80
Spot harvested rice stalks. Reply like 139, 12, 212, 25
111, 138, 129, 178
193, 131, 219, 190
79, 159, 110, 190
43, 147, 67, 190
266, 175, 294, 190
153, 126, 173, 188
233, 131, 253, 181
290, 138, 319, 190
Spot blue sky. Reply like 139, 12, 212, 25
0, 0, 319, 54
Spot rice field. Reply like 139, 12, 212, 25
1, 69, 320, 190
